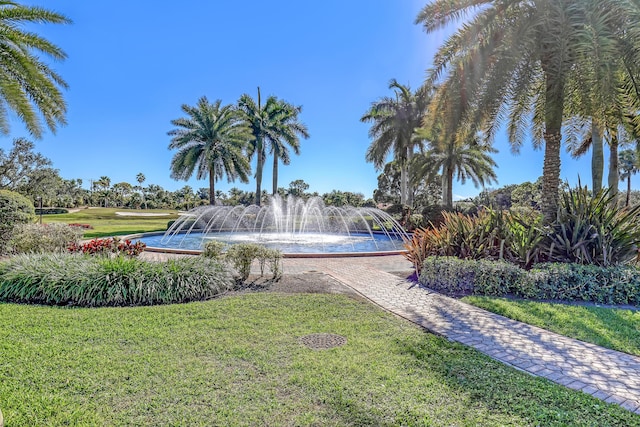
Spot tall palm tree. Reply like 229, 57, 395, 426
0, 2, 71, 137
238, 88, 308, 204
619, 149, 639, 207
95, 176, 111, 207
412, 136, 498, 208
361, 80, 431, 206
168, 97, 251, 205
268, 102, 309, 195
416, 0, 640, 221
136, 172, 146, 209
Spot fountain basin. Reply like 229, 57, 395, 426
132, 230, 408, 258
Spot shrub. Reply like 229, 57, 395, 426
67, 237, 146, 257
0, 190, 35, 254
224, 243, 283, 281
202, 240, 227, 261
0, 253, 235, 306
418, 257, 640, 305
419, 256, 523, 296
35, 207, 69, 215
9, 223, 84, 254
540, 186, 640, 266
521, 263, 640, 305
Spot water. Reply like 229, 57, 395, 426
146, 195, 408, 254
139, 231, 405, 253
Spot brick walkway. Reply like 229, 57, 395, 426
278, 255, 640, 414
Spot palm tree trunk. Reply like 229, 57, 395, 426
400, 161, 408, 206
627, 174, 631, 207
441, 166, 453, 208
608, 134, 619, 205
591, 121, 603, 194
209, 166, 216, 205
272, 155, 278, 195
255, 138, 264, 206
406, 146, 414, 207
540, 74, 565, 223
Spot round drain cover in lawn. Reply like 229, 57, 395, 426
299, 333, 347, 350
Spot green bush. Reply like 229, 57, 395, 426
0, 190, 35, 254
522, 263, 640, 305
0, 254, 235, 306
202, 240, 227, 261
224, 243, 283, 281
9, 223, 84, 254
419, 257, 640, 305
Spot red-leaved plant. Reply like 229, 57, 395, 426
68, 237, 146, 257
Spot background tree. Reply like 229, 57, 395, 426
136, 173, 146, 209
412, 136, 497, 208
268, 103, 309, 195
361, 80, 431, 206
238, 88, 308, 203
287, 179, 310, 198
168, 96, 251, 205
0, 2, 71, 138
94, 176, 111, 207
0, 138, 52, 189
619, 149, 639, 207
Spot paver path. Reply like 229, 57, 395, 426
279, 255, 640, 414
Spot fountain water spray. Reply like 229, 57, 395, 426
153, 195, 408, 254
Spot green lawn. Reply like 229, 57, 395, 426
1, 293, 638, 426
463, 296, 640, 357
41, 207, 180, 238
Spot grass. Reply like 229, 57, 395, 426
1, 293, 638, 426
463, 296, 640, 357
41, 207, 179, 237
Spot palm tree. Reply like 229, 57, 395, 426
361, 80, 431, 206
0, 2, 71, 138
412, 136, 498, 208
416, 0, 640, 221
619, 149, 639, 207
168, 97, 251, 205
136, 172, 146, 209
268, 102, 309, 195
95, 176, 111, 207
238, 88, 308, 204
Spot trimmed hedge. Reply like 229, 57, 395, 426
0, 254, 235, 306
419, 256, 640, 305
35, 207, 69, 215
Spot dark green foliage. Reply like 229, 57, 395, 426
0, 254, 234, 306
419, 257, 640, 305
421, 204, 457, 227
35, 208, 69, 215
523, 263, 640, 305
541, 186, 640, 266
420, 257, 523, 296
0, 190, 36, 254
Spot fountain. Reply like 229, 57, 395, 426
137, 195, 409, 256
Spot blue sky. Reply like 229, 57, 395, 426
6, 0, 614, 199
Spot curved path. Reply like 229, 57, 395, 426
279, 255, 640, 414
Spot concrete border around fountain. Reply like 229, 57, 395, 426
122, 231, 408, 258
